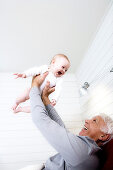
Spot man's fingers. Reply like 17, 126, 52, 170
48, 87, 55, 94
43, 81, 50, 91
44, 85, 55, 94
42, 81, 55, 97
46, 81, 50, 87
41, 72, 49, 80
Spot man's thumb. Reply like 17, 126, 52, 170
42, 72, 49, 79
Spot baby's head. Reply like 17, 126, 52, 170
50, 54, 70, 77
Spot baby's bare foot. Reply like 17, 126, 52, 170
12, 103, 18, 111
50, 99, 56, 106
13, 106, 22, 114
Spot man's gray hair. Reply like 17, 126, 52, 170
100, 113, 113, 137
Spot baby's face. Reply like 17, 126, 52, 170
51, 57, 70, 77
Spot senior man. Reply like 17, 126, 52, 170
27, 72, 113, 170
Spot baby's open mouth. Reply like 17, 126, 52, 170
57, 71, 62, 75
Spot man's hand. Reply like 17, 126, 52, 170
31, 72, 48, 87
42, 81, 55, 106
13, 73, 26, 79
31, 72, 55, 106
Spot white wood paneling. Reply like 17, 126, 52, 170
76, 3, 113, 120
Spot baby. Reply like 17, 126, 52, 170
12, 54, 70, 113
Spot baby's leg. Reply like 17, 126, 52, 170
12, 88, 31, 111
14, 106, 31, 113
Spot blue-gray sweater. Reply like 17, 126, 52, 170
30, 87, 100, 170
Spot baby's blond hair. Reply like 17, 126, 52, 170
51, 54, 70, 64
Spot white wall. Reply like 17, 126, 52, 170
0, 73, 81, 170
0, 1, 113, 170
0, 0, 111, 73
76, 2, 113, 120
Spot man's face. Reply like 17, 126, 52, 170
79, 116, 107, 141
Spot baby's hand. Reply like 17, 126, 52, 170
13, 73, 26, 79
50, 99, 56, 106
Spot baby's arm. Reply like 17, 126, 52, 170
24, 66, 43, 77
13, 65, 48, 78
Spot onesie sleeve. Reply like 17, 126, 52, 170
24, 65, 48, 77
45, 104, 65, 127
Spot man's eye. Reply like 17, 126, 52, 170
93, 119, 96, 122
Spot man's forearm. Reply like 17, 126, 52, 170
42, 96, 51, 106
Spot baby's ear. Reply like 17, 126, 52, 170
51, 59, 55, 64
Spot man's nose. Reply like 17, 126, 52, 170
85, 119, 89, 124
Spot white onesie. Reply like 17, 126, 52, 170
24, 65, 63, 102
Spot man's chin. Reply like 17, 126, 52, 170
79, 131, 83, 136
79, 129, 87, 136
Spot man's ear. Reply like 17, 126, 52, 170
99, 134, 110, 141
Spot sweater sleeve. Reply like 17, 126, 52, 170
30, 87, 94, 166
45, 104, 65, 127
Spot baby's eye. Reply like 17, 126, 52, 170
62, 66, 65, 69
65, 70, 67, 72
